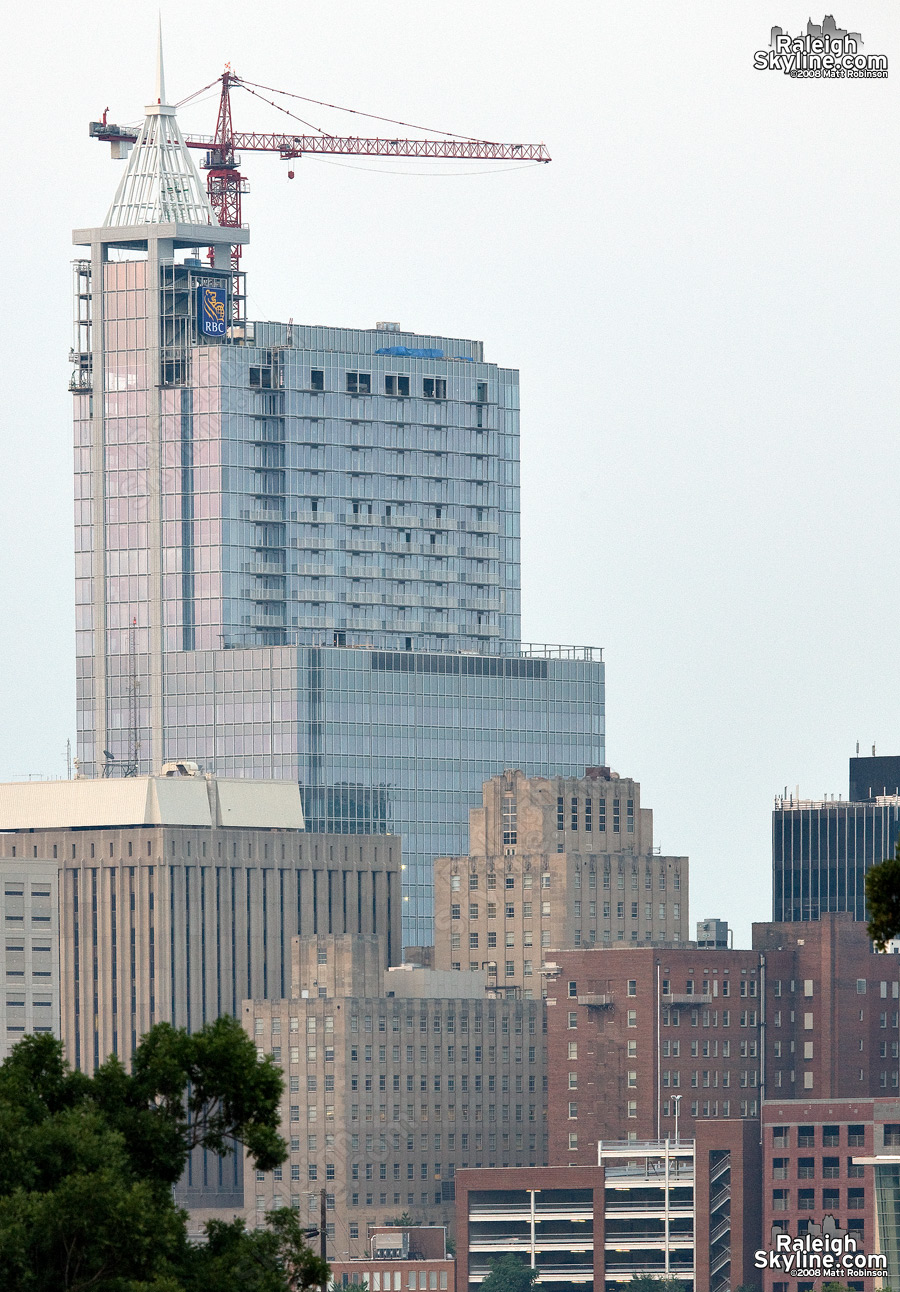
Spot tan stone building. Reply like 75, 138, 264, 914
243, 933, 548, 1257
433, 768, 688, 994
0, 774, 401, 1083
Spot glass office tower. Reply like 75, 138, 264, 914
772, 757, 900, 924
72, 70, 604, 945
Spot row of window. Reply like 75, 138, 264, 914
289, 1103, 541, 1124
281, 1129, 539, 1155
771, 1125, 869, 1147
451, 874, 551, 891
341, 372, 450, 400
557, 795, 635, 833
772, 1188, 865, 1209
660, 1040, 758, 1056
772, 1156, 865, 1179
661, 1069, 759, 1088
257, 1010, 536, 1035
660, 1009, 758, 1027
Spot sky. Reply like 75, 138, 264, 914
0, 2, 897, 946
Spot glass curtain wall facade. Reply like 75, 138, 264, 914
73, 220, 603, 947
772, 798, 900, 923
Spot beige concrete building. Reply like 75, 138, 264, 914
243, 933, 548, 1256
0, 774, 401, 1080
433, 768, 688, 994
1, 859, 61, 1061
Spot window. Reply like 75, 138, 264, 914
798, 1189, 815, 1211
772, 1189, 788, 1212
568, 1132, 578, 1151
848, 1125, 865, 1147
567, 1012, 577, 1029
568, 980, 578, 998
385, 374, 410, 396
502, 793, 517, 846
450, 904, 460, 920
423, 377, 447, 399
310, 369, 324, 390
346, 371, 371, 394
857, 979, 867, 994
568, 1042, 577, 1060
627, 1100, 637, 1118
627, 1010, 637, 1027
798, 1126, 815, 1148
627, 980, 637, 996
798, 1157, 815, 1179
568, 1102, 577, 1119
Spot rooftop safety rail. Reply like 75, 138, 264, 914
520, 643, 601, 661
775, 794, 900, 809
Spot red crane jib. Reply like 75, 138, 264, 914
90, 125, 551, 163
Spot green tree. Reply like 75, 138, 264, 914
183, 1209, 330, 1292
0, 1017, 310, 1292
866, 843, 900, 949
479, 1254, 539, 1292
334, 1282, 369, 1292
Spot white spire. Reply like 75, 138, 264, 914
155, 15, 166, 106
104, 23, 216, 228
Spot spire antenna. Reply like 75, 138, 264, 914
155, 16, 166, 106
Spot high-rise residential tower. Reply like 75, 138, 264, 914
71, 47, 604, 946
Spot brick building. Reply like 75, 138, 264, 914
756, 917, 900, 1099
329, 1224, 455, 1292
760, 1099, 898, 1292
543, 945, 763, 1160
543, 917, 900, 1164
433, 769, 688, 995
243, 934, 548, 1257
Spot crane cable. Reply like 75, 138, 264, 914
237, 77, 492, 143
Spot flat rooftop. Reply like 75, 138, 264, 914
0, 775, 305, 832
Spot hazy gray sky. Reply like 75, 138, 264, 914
1, 2, 897, 945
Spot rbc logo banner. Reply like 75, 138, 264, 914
197, 286, 227, 337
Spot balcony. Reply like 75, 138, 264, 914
663, 993, 712, 1006
249, 504, 286, 523
295, 562, 333, 576
578, 993, 612, 1009
249, 560, 286, 576
248, 587, 285, 603
463, 544, 501, 559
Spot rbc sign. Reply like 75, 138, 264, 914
197, 286, 227, 337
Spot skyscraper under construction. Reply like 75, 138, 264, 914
71, 44, 603, 946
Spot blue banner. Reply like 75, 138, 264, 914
197, 286, 227, 337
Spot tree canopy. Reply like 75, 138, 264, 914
0, 1017, 327, 1292
866, 844, 900, 949
478, 1253, 540, 1292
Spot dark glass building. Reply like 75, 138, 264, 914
772, 756, 900, 922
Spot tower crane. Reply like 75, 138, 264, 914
90, 68, 551, 271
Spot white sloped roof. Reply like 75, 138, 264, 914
104, 26, 215, 228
